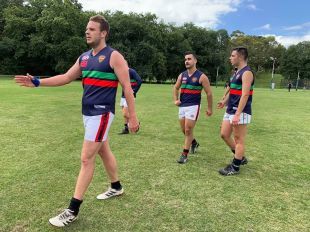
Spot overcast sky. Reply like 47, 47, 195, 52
78, 0, 310, 47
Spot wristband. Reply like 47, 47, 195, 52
31, 76, 40, 87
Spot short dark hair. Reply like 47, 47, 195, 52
184, 51, 197, 59
232, 47, 248, 60
89, 15, 110, 35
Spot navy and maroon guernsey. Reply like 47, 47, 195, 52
226, 66, 254, 115
79, 46, 118, 116
179, 69, 203, 107
121, 68, 142, 98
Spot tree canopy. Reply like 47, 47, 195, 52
0, 0, 309, 81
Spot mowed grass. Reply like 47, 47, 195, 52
255, 73, 283, 88
0, 77, 309, 232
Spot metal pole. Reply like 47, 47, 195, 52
271, 58, 276, 90
270, 57, 276, 90
296, 71, 300, 91
272, 59, 275, 82
216, 66, 219, 88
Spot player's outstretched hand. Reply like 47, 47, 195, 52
15, 74, 35, 87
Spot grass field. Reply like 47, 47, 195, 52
254, 73, 283, 88
217, 72, 283, 89
0, 76, 309, 232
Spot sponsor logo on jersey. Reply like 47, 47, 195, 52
94, 105, 106, 109
192, 77, 198, 83
236, 74, 241, 80
81, 60, 88, 68
82, 55, 89, 61
98, 55, 106, 63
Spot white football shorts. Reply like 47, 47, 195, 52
83, 112, 114, 142
120, 97, 128, 107
223, 112, 251, 125
178, 105, 200, 121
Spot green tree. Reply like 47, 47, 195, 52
0, 0, 23, 36
165, 25, 191, 81
214, 29, 231, 83
1, 0, 86, 74
106, 11, 168, 82
281, 42, 310, 79
231, 34, 285, 74
1, 2, 36, 73
1, 5, 309, 82
181, 23, 229, 83
34, 0, 87, 73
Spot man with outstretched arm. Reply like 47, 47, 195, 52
15, 15, 139, 227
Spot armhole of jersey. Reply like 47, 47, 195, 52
199, 73, 205, 84
244, 70, 254, 81
251, 71, 255, 82
178, 73, 183, 83
109, 50, 115, 71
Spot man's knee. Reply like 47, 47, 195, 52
81, 153, 95, 166
184, 127, 193, 136
221, 132, 229, 140
98, 149, 110, 161
98, 149, 104, 157
123, 112, 129, 119
81, 158, 94, 167
234, 134, 244, 144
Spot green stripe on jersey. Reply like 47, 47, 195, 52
230, 83, 254, 90
181, 84, 202, 90
82, 70, 117, 80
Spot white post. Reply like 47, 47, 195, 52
296, 71, 300, 91
216, 66, 219, 88
270, 57, 276, 90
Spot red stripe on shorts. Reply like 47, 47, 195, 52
95, 113, 110, 142
195, 105, 200, 121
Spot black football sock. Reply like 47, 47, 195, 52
192, 139, 197, 145
111, 181, 122, 190
232, 158, 242, 171
182, 149, 189, 156
68, 197, 83, 216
